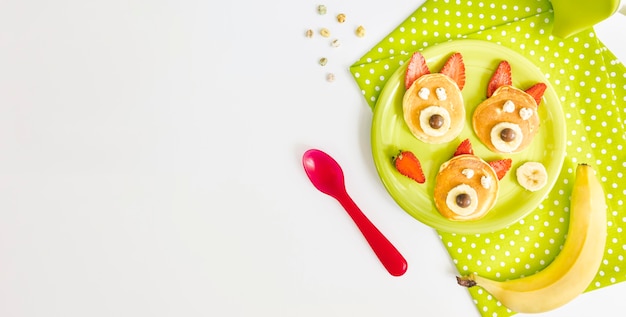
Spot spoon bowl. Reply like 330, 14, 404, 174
302, 149, 408, 277
302, 149, 347, 197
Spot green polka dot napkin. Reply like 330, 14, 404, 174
350, 0, 626, 316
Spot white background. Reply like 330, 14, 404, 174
0, 1, 625, 316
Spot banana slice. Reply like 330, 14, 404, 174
445, 184, 479, 216
516, 161, 548, 191
419, 105, 452, 137
490, 122, 523, 153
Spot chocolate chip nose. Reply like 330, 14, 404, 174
456, 193, 472, 208
500, 127, 516, 142
429, 114, 444, 129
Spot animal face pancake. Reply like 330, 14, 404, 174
472, 85, 540, 153
472, 60, 545, 153
403, 74, 465, 144
403, 52, 466, 144
433, 155, 499, 221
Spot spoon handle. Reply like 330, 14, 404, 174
337, 193, 408, 276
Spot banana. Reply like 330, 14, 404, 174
457, 163, 607, 313
516, 161, 548, 192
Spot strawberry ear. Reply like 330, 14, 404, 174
453, 138, 474, 156
525, 83, 547, 106
488, 158, 512, 180
405, 52, 430, 90
439, 52, 466, 90
487, 61, 512, 97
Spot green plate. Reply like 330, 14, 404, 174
371, 39, 567, 234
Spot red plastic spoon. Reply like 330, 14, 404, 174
302, 149, 408, 276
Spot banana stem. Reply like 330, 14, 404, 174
456, 275, 477, 288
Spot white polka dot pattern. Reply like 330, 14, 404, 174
350, 0, 626, 316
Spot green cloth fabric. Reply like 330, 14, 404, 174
350, 0, 626, 316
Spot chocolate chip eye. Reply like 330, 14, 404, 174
429, 114, 444, 129
500, 127, 516, 142
455, 193, 472, 208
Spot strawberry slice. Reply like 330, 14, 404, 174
488, 158, 512, 180
525, 82, 547, 106
393, 150, 426, 184
405, 52, 430, 90
439, 52, 466, 90
453, 138, 474, 156
487, 61, 512, 97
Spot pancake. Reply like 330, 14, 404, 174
472, 85, 540, 153
433, 154, 499, 221
403, 73, 465, 144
